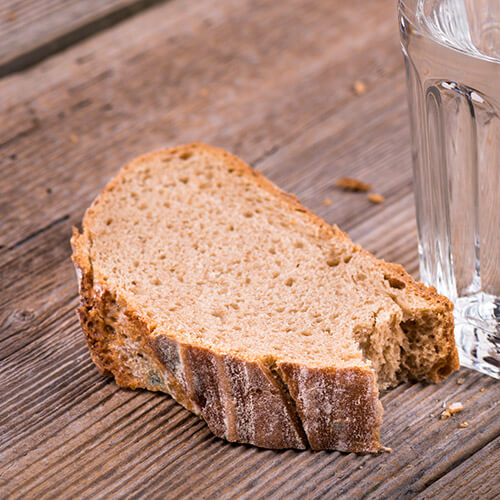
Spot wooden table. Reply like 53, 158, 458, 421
1, 1, 498, 498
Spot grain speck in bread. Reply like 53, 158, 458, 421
71, 143, 459, 452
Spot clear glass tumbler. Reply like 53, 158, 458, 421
399, 0, 499, 378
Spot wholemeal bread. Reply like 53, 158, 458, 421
71, 143, 459, 452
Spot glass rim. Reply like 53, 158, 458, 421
398, 0, 500, 64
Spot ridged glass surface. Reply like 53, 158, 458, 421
400, 0, 499, 378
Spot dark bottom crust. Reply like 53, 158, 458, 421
75, 263, 383, 452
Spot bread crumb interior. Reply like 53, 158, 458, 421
83, 146, 452, 389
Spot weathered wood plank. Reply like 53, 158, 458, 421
416, 436, 500, 500
0, 0, 166, 77
1, 356, 497, 499
0, 0, 498, 498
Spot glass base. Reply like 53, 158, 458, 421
454, 293, 500, 379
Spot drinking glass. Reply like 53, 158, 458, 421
399, 0, 499, 378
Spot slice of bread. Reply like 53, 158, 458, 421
71, 143, 459, 452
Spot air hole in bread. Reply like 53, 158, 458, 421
385, 275, 406, 289
327, 256, 340, 267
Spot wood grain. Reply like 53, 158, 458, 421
416, 437, 500, 499
0, 0, 499, 498
0, 0, 166, 77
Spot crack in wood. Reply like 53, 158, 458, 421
417, 434, 500, 496
0, 0, 169, 79
6, 214, 70, 251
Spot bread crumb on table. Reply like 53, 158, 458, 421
70, 134, 79, 143
353, 80, 367, 95
440, 402, 464, 419
322, 198, 332, 206
449, 402, 464, 413
456, 377, 465, 385
368, 193, 385, 204
7, 11, 17, 21
460, 422, 469, 428
335, 177, 372, 192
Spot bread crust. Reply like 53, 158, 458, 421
71, 142, 458, 452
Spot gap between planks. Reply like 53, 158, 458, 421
0, 0, 168, 78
